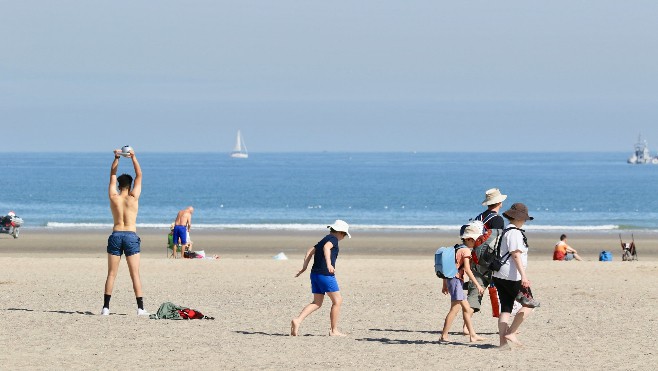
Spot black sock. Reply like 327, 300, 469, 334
136, 297, 144, 310
103, 294, 111, 309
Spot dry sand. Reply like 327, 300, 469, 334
1, 229, 657, 369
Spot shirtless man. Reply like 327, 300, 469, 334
101, 148, 148, 316
172, 206, 194, 258
553, 234, 583, 261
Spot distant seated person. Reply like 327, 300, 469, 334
553, 234, 583, 261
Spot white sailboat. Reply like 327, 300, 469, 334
230, 130, 249, 158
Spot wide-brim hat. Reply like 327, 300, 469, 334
327, 219, 351, 238
503, 203, 534, 221
482, 188, 508, 206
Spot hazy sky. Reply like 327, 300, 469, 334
2, 1, 657, 152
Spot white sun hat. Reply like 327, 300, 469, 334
327, 219, 351, 238
460, 221, 482, 241
481, 188, 507, 206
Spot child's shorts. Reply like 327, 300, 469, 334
446, 277, 465, 301
310, 273, 340, 294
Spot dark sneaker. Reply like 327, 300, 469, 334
515, 292, 541, 308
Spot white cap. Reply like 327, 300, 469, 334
120, 145, 133, 157
327, 219, 351, 238
460, 221, 482, 241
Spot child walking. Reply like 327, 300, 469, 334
440, 221, 487, 342
291, 220, 351, 337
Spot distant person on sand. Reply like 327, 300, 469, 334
463, 188, 507, 335
492, 203, 539, 347
291, 220, 351, 337
440, 222, 487, 343
553, 234, 583, 261
172, 206, 194, 259
102, 148, 148, 316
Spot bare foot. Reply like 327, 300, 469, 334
504, 333, 524, 347
290, 319, 300, 336
498, 343, 512, 350
462, 324, 470, 336
329, 330, 347, 337
469, 335, 487, 342
439, 336, 450, 343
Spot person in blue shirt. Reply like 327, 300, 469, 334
291, 220, 351, 336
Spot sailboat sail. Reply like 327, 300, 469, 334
231, 130, 248, 158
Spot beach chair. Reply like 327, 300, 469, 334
167, 233, 184, 258
619, 234, 638, 261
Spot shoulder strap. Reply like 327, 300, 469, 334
495, 226, 517, 257
496, 226, 528, 259
454, 244, 465, 268
482, 212, 497, 225
476, 211, 498, 229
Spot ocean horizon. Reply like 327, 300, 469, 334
2, 151, 657, 232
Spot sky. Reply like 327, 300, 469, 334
2, 0, 658, 152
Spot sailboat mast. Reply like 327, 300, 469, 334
234, 130, 243, 152
240, 131, 247, 153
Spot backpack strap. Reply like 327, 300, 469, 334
476, 212, 499, 229
454, 243, 466, 269
496, 226, 527, 263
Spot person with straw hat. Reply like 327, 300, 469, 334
463, 188, 507, 335
291, 220, 351, 337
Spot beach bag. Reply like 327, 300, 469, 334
435, 244, 462, 279
179, 308, 206, 319
599, 251, 612, 262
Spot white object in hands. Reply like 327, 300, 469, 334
120, 145, 133, 157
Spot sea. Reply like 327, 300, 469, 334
1, 152, 658, 233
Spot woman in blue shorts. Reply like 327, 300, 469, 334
291, 220, 351, 336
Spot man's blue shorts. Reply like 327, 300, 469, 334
172, 225, 187, 245
310, 273, 340, 294
107, 231, 141, 257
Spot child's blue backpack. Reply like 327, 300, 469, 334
435, 244, 462, 279
599, 250, 612, 262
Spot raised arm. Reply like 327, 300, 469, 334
108, 150, 121, 197
129, 150, 142, 199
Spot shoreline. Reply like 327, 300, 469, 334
3, 228, 656, 259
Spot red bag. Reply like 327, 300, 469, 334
178, 308, 205, 319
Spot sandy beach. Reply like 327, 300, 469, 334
1, 229, 657, 369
